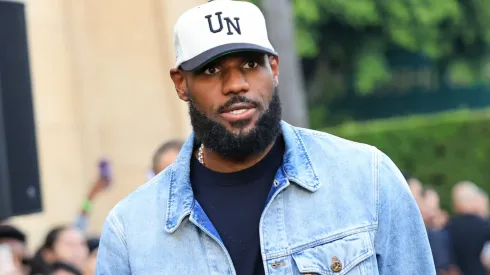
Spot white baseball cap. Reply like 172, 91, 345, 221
173, 0, 277, 71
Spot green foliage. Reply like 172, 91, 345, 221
324, 109, 490, 212
250, 0, 490, 94
355, 40, 392, 94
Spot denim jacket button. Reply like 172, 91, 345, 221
331, 256, 342, 273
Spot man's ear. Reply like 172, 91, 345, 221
169, 68, 189, 102
268, 56, 279, 87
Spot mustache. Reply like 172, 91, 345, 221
217, 96, 261, 113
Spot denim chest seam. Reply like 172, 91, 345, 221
262, 223, 377, 260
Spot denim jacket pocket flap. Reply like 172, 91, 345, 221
291, 231, 374, 275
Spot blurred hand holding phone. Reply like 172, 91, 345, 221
98, 158, 112, 185
87, 158, 112, 201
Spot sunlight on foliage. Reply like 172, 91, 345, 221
355, 47, 391, 94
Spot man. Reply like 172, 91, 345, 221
96, 0, 435, 274
448, 181, 490, 275
150, 139, 184, 175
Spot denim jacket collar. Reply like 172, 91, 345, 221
164, 120, 321, 233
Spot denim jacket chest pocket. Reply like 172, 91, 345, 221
291, 231, 375, 275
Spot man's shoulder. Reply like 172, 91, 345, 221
291, 125, 377, 159
108, 166, 173, 221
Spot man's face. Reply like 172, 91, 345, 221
171, 52, 281, 159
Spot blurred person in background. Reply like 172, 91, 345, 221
73, 170, 111, 233
423, 188, 457, 275
30, 226, 88, 275
433, 209, 450, 230
405, 175, 425, 211
50, 261, 82, 275
407, 176, 423, 201
475, 190, 489, 219
481, 241, 490, 275
83, 238, 99, 275
447, 181, 490, 275
150, 139, 184, 176
0, 225, 30, 274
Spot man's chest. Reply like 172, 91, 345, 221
126, 185, 379, 275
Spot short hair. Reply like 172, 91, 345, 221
0, 225, 26, 243
152, 140, 184, 173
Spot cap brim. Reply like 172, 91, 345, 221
179, 43, 278, 71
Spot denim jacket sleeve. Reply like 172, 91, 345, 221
95, 210, 131, 274
374, 150, 436, 274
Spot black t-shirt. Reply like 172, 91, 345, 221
190, 137, 284, 275
447, 214, 490, 275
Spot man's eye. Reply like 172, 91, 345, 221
243, 61, 258, 69
203, 67, 220, 75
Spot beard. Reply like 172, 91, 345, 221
188, 88, 282, 160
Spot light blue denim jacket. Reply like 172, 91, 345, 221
96, 121, 435, 275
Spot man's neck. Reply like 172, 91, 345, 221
197, 141, 276, 173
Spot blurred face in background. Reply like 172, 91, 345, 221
84, 248, 98, 275
421, 189, 440, 228
44, 227, 89, 271
407, 178, 427, 216
408, 178, 423, 201
453, 181, 481, 214
433, 209, 449, 230
475, 192, 489, 218
425, 189, 440, 212
155, 149, 180, 174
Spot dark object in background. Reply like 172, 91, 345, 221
87, 237, 99, 253
0, 225, 26, 243
0, 1, 42, 220
447, 214, 490, 275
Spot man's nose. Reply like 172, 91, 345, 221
222, 69, 250, 95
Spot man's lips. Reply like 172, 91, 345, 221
220, 103, 257, 122
220, 102, 256, 113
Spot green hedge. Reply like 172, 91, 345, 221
323, 109, 490, 212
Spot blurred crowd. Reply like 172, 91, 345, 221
0, 140, 183, 275
407, 176, 490, 275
